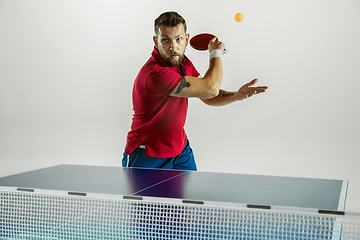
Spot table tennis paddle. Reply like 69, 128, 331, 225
190, 33, 226, 53
190, 33, 217, 51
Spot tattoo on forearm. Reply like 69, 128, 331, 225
222, 93, 235, 97
175, 77, 191, 94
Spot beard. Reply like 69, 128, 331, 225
159, 49, 185, 67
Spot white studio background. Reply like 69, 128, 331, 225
0, 0, 359, 212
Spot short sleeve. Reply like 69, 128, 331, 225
183, 56, 200, 78
192, 67, 200, 78
145, 68, 183, 96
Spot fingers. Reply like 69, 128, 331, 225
244, 85, 268, 99
254, 86, 268, 93
247, 87, 267, 97
208, 37, 217, 51
209, 37, 217, 43
246, 79, 268, 92
238, 78, 268, 100
247, 78, 258, 86
242, 78, 258, 89
249, 87, 267, 96
208, 37, 225, 53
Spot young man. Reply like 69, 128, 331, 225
123, 11, 267, 171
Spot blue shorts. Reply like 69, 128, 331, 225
122, 140, 197, 171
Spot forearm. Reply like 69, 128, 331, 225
201, 89, 238, 106
202, 57, 223, 96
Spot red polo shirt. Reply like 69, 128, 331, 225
125, 47, 200, 158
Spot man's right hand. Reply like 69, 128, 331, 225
208, 37, 225, 53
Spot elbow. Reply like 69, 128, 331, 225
208, 80, 221, 97
202, 85, 220, 99
209, 85, 220, 98
199, 75, 222, 99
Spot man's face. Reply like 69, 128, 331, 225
153, 23, 189, 67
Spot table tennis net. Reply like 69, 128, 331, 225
1, 189, 359, 240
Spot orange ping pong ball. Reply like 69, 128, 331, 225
234, 13, 244, 22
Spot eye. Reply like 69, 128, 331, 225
162, 39, 169, 43
177, 37, 182, 41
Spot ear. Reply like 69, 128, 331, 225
185, 33, 190, 47
153, 36, 158, 48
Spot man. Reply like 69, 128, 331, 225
123, 11, 267, 171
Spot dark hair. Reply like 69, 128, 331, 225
154, 11, 187, 36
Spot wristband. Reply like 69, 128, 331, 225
210, 49, 223, 60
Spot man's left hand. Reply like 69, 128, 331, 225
236, 79, 268, 101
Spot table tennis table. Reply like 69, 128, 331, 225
0, 164, 357, 239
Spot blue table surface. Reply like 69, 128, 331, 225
0, 164, 347, 211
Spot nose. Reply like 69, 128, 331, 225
170, 40, 177, 51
